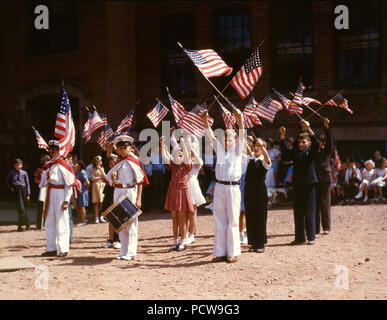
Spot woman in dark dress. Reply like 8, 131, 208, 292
244, 138, 271, 253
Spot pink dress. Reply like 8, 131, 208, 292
164, 163, 194, 212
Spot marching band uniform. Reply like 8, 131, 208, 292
105, 136, 149, 261
40, 141, 75, 257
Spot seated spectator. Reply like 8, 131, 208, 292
343, 156, 361, 202
355, 159, 375, 202
372, 157, 387, 201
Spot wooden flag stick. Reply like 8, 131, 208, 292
288, 92, 325, 120
305, 91, 342, 120
61, 79, 64, 87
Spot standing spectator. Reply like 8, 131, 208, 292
150, 144, 165, 210
279, 120, 319, 246
5, 158, 31, 232
373, 150, 382, 164
265, 138, 281, 188
315, 118, 333, 235
34, 154, 50, 230
141, 151, 153, 212
64, 154, 75, 243
372, 157, 387, 201
91, 155, 106, 224
244, 138, 271, 253
330, 161, 339, 204
343, 156, 361, 202
74, 160, 90, 226
277, 137, 294, 186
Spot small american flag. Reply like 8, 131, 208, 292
334, 146, 342, 170
272, 88, 291, 111
82, 110, 105, 142
179, 102, 214, 137
242, 95, 262, 128
230, 46, 263, 100
98, 124, 114, 148
302, 97, 321, 106
325, 93, 353, 114
183, 48, 233, 78
47, 87, 75, 165
116, 108, 135, 135
289, 82, 305, 115
33, 128, 49, 151
168, 93, 187, 124
256, 96, 282, 123
147, 100, 169, 128
217, 99, 236, 129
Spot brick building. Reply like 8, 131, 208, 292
0, 0, 386, 198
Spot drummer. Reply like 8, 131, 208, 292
105, 135, 149, 261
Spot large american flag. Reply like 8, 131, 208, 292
242, 95, 262, 128
116, 108, 135, 135
47, 87, 75, 165
168, 93, 187, 124
272, 88, 291, 111
256, 96, 282, 123
230, 46, 263, 100
183, 48, 233, 78
147, 100, 169, 128
33, 128, 49, 151
325, 93, 353, 114
82, 110, 105, 142
179, 102, 214, 137
217, 99, 236, 129
289, 82, 305, 115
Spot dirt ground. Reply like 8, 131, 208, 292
0, 204, 386, 300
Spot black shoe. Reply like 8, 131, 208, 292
41, 250, 57, 257
17, 226, 23, 232
25, 224, 31, 231
289, 240, 306, 246
57, 252, 68, 257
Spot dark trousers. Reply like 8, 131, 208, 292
293, 183, 316, 242
36, 200, 44, 230
244, 185, 268, 249
14, 186, 30, 227
316, 182, 331, 233
151, 170, 165, 209
343, 179, 360, 200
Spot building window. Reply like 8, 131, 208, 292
160, 14, 196, 97
335, 1, 381, 88
27, 0, 77, 56
271, 1, 312, 89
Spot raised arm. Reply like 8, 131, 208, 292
201, 110, 216, 145
279, 126, 294, 161
234, 107, 245, 147
180, 137, 192, 167
160, 136, 172, 165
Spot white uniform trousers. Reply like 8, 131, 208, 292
114, 188, 138, 257
213, 183, 241, 257
44, 189, 70, 253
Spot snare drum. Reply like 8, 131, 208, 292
102, 195, 142, 232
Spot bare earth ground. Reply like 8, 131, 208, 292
0, 204, 386, 300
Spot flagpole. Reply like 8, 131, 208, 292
207, 38, 266, 113
304, 91, 342, 120
177, 42, 237, 111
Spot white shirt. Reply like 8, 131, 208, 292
363, 168, 374, 181
374, 167, 387, 180
345, 167, 361, 182
267, 148, 281, 161
39, 163, 73, 203
211, 139, 243, 182
105, 156, 144, 190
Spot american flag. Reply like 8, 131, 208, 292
47, 87, 75, 165
230, 46, 263, 100
98, 124, 114, 148
82, 110, 105, 142
256, 96, 282, 123
32, 128, 49, 151
289, 82, 305, 115
302, 97, 321, 106
168, 93, 187, 124
334, 146, 342, 170
179, 102, 214, 137
325, 93, 353, 114
116, 108, 135, 135
217, 99, 236, 129
147, 100, 169, 128
272, 88, 291, 111
183, 48, 233, 78
242, 95, 262, 128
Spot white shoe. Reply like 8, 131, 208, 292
204, 203, 213, 210
99, 216, 106, 223
120, 255, 135, 261
115, 255, 122, 260
113, 242, 121, 249
363, 195, 368, 202
104, 241, 113, 248
307, 240, 315, 245
76, 221, 87, 227
95, 217, 100, 224
185, 234, 194, 245
242, 235, 248, 245
354, 191, 363, 199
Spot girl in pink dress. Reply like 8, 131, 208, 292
160, 136, 193, 251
